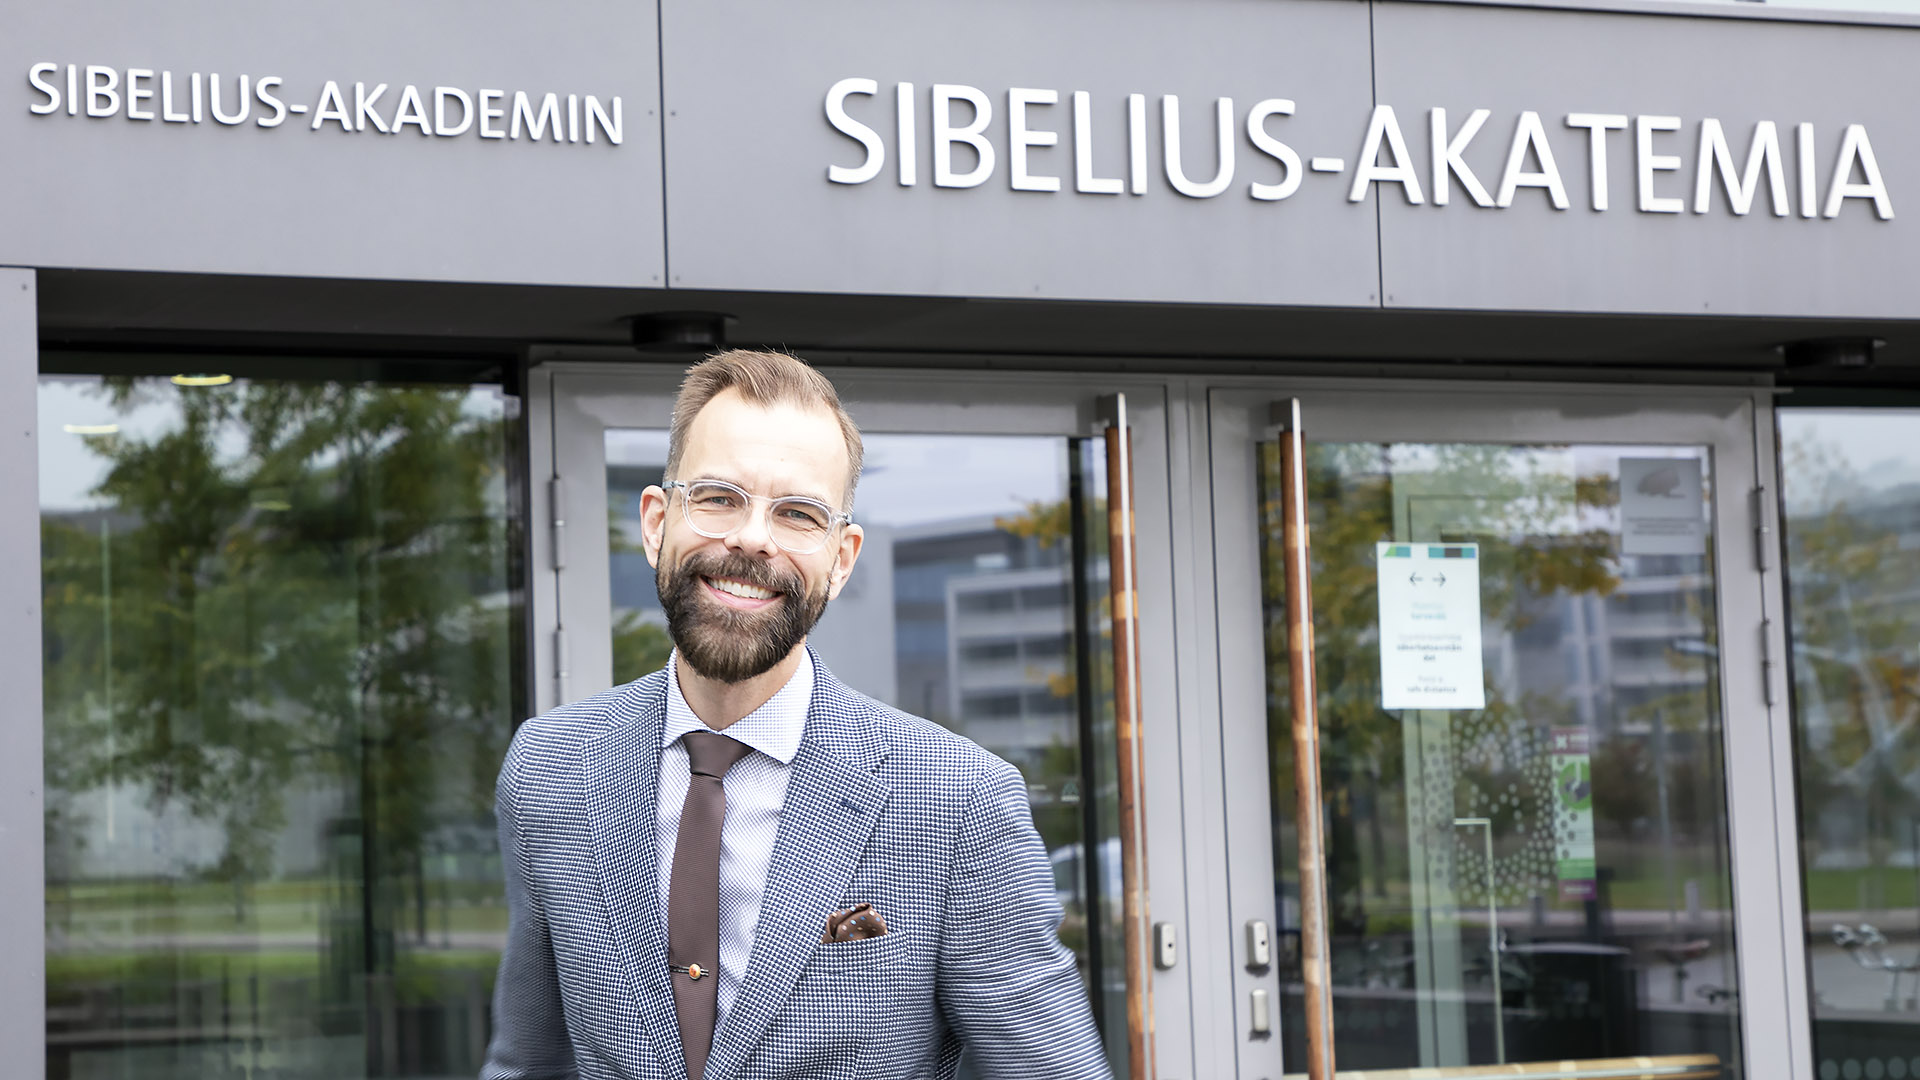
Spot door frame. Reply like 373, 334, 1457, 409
525, 358, 1207, 1080
1199, 378, 1808, 1080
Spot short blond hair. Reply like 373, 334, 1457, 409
666, 349, 864, 510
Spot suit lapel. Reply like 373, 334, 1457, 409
582, 672, 686, 1080
703, 664, 891, 1080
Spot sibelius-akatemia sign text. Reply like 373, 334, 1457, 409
826, 80, 1894, 221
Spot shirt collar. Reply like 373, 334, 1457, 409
663, 648, 812, 765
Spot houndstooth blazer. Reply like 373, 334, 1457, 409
481, 649, 1113, 1080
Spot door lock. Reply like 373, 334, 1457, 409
1245, 919, 1272, 971
1153, 922, 1178, 970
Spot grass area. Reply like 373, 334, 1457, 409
46, 876, 510, 1018
1325, 864, 1920, 932
1300, 841, 1738, 920
50, 948, 322, 996
53, 876, 505, 910
47, 876, 507, 939
1608, 872, 1731, 914
1803, 866, 1920, 914
48, 947, 501, 1010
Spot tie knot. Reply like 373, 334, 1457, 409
683, 730, 753, 779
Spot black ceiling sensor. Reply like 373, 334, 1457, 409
1782, 337, 1883, 369
630, 311, 732, 352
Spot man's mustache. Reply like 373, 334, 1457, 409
677, 550, 805, 597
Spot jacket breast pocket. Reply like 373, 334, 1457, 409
760, 931, 924, 1079
802, 925, 913, 978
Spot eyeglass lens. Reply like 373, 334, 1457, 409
681, 481, 834, 553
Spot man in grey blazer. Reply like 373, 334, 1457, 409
483, 350, 1111, 1080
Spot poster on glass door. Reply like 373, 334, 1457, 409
1551, 726, 1598, 901
1376, 542, 1485, 710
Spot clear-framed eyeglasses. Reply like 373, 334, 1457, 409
662, 479, 853, 555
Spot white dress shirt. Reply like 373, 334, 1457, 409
657, 649, 812, 1027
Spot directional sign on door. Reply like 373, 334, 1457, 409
1376, 542, 1486, 710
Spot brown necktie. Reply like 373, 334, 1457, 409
669, 730, 754, 1080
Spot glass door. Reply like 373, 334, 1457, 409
1778, 406, 1920, 1080
531, 364, 1191, 1079
1208, 384, 1807, 1080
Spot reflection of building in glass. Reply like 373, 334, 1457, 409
947, 567, 1074, 765
887, 514, 1083, 781
1506, 557, 1714, 735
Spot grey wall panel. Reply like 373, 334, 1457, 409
1, 2, 663, 287
659, 0, 1379, 306
0, 268, 45, 1080
1371, 2, 1920, 318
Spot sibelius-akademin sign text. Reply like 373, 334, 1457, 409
25, 62, 625, 145
825, 80, 1894, 221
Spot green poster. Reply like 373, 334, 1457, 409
1552, 726, 1596, 900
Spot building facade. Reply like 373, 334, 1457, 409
7, 1, 1920, 1078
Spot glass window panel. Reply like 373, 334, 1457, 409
1258, 440, 1742, 1076
605, 428, 1127, 1078
1780, 408, 1920, 1080
41, 372, 518, 1080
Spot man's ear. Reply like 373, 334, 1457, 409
639, 485, 669, 568
825, 522, 864, 602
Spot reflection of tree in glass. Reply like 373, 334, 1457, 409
609, 496, 674, 685
1783, 432, 1920, 917
999, 496, 1078, 552
612, 614, 674, 687
1589, 738, 1655, 834
1260, 443, 1620, 940
41, 376, 513, 960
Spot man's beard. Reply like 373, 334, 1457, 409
657, 548, 831, 684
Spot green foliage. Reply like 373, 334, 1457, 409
1260, 442, 1624, 931
1781, 428, 1920, 903
41, 376, 514, 947
612, 612, 674, 686
1588, 737, 1655, 834
997, 497, 1076, 551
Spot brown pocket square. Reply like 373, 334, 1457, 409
822, 903, 888, 944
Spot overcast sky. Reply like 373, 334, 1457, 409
1779, 411, 1920, 515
